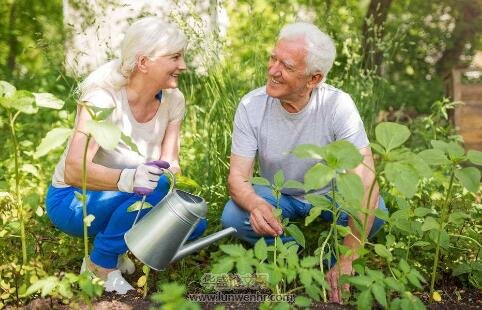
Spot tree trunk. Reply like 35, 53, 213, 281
435, 0, 482, 79
7, 0, 18, 79
361, 0, 393, 74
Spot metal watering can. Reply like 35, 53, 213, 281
124, 168, 236, 271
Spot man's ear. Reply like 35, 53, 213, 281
136, 56, 149, 73
308, 72, 323, 88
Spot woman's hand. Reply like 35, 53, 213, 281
117, 160, 170, 194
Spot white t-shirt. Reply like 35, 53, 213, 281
51, 86, 185, 188
231, 83, 369, 198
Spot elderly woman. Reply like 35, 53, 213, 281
45, 17, 206, 294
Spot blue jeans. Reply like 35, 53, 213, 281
46, 175, 207, 269
221, 185, 387, 246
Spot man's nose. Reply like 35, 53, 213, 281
178, 56, 187, 70
268, 61, 281, 76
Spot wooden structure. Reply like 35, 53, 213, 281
445, 67, 482, 151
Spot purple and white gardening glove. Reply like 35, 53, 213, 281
117, 160, 170, 194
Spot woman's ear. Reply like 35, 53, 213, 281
136, 55, 149, 73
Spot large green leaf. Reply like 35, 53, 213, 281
417, 149, 449, 166
337, 173, 364, 208
285, 224, 305, 248
292, 144, 324, 159
0, 80, 16, 97
252, 176, 270, 186
319, 140, 363, 169
357, 289, 373, 310
446, 142, 465, 161
467, 150, 482, 165
120, 132, 141, 155
33, 92, 65, 109
305, 206, 322, 226
384, 162, 419, 198
254, 238, 267, 261
454, 167, 480, 193
34, 127, 73, 158
10, 90, 37, 114
211, 257, 234, 274
371, 283, 387, 308
304, 163, 335, 192
273, 170, 285, 188
374, 244, 392, 261
375, 122, 411, 152
85, 120, 121, 151
421, 217, 440, 232
219, 244, 246, 257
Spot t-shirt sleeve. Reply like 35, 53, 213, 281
231, 103, 258, 158
168, 89, 185, 123
79, 88, 116, 109
332, 93, 370, 149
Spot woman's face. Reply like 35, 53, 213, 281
146, 51, 187, 89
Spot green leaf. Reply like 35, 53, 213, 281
336, 225, 352, 237
431, 140, 449, 153
421, 217, 440, 232
121, 132, 141, 155
454, 167, 480, 193
86, 105, 115, 121
452, 263, 472, 276
211, 257, 234, 274
83, 214, 95, 227
85, 120, 121, 151
374, 244, 392, 261
273, 170, 285, 188
294, 295, 311, 307
448, 211, 470, 225
300, 256, 318, 268
374, 208, 389, 221
417, 149, 449, 165
467, 150, 482, 165
220, 244, 246, 257
34, 127, 73, 158
33, 92, 65, 109
285, 224, 305, 248
304, 284, 321, 301
0, 80, 16, 97
175, 174, 200, 192
292, 144, 324, 159
357, 289, 373, 310
305, 206, 322, 226
304, 163, 335, 192
299, 269, 313, 286
370, 142, 385, 155
11, 90, 37, 114
399, 259, 410, 273
446, 142, 465, 161
320, 140, 363, 169
283, 179, 305, 190
236, 258, 252, 275
406, 272, 422, 289
254, 238, 267, 261
349, 275, 373, 287
384, 277, 405, 292
371, 283, 387, 308
252, 176, 270, 186
412, 241, 431, 247
375, 122, 410, 152
413, 207, 431, 217
126, 200, 154, 212
384, 162, 419, 198
337, 173, 364, 207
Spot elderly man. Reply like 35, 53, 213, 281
221, 22, 387, 303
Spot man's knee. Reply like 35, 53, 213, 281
221, 199, 244, 229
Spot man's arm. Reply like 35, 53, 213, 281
326, 146, 379, 303
228, 154, 283, 236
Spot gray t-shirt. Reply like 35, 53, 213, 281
231, 83, 369, 198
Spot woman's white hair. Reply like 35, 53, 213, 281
279, 22, 336, 83
78, 17, 187, 97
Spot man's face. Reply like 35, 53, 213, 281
266, 38, 312, 102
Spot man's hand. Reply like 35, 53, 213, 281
249, 201, 283, 236
326, 258, 354, 303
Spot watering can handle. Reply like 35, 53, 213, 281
131, 168, 176, 227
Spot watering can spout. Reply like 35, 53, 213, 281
171, 227, 237, 263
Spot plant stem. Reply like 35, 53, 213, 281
331, 179, 342, 302
82, 135, 92, 260
429, 169, 455, 300
9, 111, 26, 264
143, 266, 150, 298
319, 223, 334, 303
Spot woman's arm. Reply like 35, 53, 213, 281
64, 105, 122, 190
160, 120, 182, 174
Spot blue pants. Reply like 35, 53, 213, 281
46, 175, 207, 269
221, 185, 387, 246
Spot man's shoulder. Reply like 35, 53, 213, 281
239, 86, 268, 107
318, 83, 351, 100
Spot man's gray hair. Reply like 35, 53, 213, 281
279, 22, 336, 82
